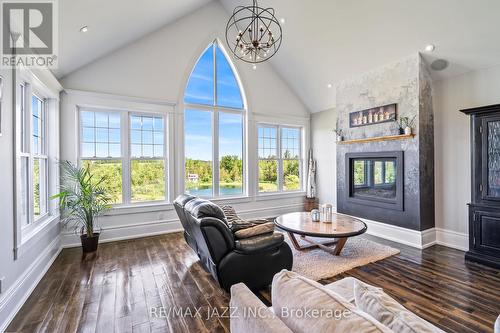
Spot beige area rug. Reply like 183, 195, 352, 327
283, 234, 400, 281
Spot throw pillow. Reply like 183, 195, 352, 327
220, 205, 275, 238
234, 222, 275, 239
272, 270, 394, 333
354, 280, 446, 333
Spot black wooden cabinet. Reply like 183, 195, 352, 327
461, 104, 500, 268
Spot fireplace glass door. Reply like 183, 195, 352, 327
346, 151, 404, 211
353, 158, 397, 199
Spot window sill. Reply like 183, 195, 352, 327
17, 214, 60, 258
255, 191, 306, 201
210, 196, 253, 205
105, 201, 174, 216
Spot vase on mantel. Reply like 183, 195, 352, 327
404, 127, 412, 135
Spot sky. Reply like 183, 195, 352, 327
184, 44, 244, 161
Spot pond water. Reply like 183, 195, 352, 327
186, 185, 243, 197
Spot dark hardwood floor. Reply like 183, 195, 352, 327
6, 232, 500, 333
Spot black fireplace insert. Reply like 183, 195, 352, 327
345, 151, 404, 211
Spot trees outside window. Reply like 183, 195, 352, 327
258, 125, 302, 193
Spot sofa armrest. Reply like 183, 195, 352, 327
234, 233, 284, 254
230, 283, 293, 333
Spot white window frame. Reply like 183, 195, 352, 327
257, 124, 303, 194
18, 85, 51, 229
13, 67, 62, 258
183, 41, 247, 198
77, 108, 169, 206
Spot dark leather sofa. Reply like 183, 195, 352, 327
174, 194, 293, 291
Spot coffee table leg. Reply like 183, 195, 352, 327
287, 233, 348, 255
287, 232, 303, 251
332, 237, 347, 255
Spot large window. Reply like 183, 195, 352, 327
79, 110, 167, 205
184, 41, 244, 197
258, 125, 302, 193
18, 84, 50, 226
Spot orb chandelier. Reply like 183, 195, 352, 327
225, 0, 283, 64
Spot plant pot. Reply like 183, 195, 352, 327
80, 233, 100, 253
399, 128, 405, 135
404, 127, 412, 135
336, 135, 344, 142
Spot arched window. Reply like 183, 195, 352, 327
184, 41, 245, 197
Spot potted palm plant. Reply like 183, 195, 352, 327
52, 161, 111, 253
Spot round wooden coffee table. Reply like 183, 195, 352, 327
274, 212, 367, 255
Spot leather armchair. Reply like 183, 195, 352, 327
174, 195, 293, 291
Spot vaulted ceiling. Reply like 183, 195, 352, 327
58, 0, 500, 112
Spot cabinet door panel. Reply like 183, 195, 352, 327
481, 117, 500, 201
474, 211, 500, 257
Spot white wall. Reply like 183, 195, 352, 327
0, 69, 62, 330
59, 1, 311, 246
434, 64, 500, 237
311, 108, 337, 206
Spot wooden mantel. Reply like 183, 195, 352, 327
337, 133, 415, 145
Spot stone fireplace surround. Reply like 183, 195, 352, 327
336, 54, 435, 232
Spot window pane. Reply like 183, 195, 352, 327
20, 157, 29, 225
281, 127, 300, 159
131, 160, 165, 202
258, 126, 277, 158
129, 115, 164, 158
216, 46, 243, 109
80, 111, 121, 158
82, 160, 123, 204
219, 112, 243, 196
184, 45, 214, 106
81, 111, 94, 127
259, 160, 278, 192
33, 158, 48, 219
32, 96, 44, 156
284, 159, 300, 191
185, 109, 213, 197
385, 161, 396, 183
374, 161, 383, 185
354, 160, 366, 186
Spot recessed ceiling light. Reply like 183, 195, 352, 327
327, 83, 332, 88
280, 18, 285, 24
80, 26, 88, 33
424, 44, 435, 52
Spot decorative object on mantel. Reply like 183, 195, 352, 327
337, 133, 414, 145
349, 103, 397, 128
396, 115, 416, 135
225, 0, 282, 65
304, 149, 319, 211
333, 126, 344, 142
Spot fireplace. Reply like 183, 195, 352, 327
345, 151, 404, 211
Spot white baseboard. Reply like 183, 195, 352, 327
61, 218, 184, 248
360, 218, 429, 249
353, 217, 469, 251
435, 228, 469, 251
0, 236, 62, 333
